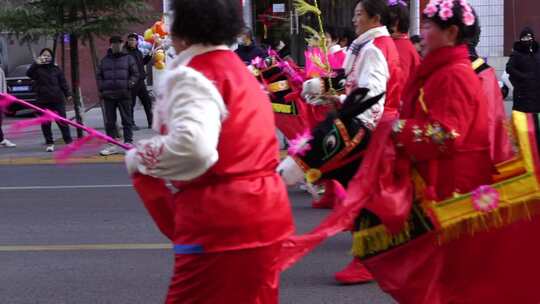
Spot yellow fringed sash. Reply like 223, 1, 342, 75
352, 111, 540, 258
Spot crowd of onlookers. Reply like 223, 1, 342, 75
0, 33, 155, 155
1, 23, 539, 155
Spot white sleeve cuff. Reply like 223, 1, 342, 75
124, 148, 139, 176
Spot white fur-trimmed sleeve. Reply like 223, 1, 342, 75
126, 66, 227, 181
353, 44, 389, 130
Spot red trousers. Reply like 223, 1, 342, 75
166, 242, 282, 304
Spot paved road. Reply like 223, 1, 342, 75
0, 163, 394, 304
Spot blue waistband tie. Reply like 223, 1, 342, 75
173, 244, 204, 255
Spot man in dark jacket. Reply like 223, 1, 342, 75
97, 36, 139, 156
235, 27, 267, 64
506, 27, 540, 113
125, 33, 153, 130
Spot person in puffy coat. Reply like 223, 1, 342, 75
506, 27, 540, 113
0, 66, 16, 148
27, 48, 72, 152
97, 36, 139, 155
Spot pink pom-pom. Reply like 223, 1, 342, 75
472, 185, 500, 212
251, 56, 267, 69
267, 49, 279, 58
287, 129, 313, 157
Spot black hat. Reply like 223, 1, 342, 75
127, 33, 139, 40
109, 36, 123, 44
520, 27, 535, 40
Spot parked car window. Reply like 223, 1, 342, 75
8, 64, 31, 77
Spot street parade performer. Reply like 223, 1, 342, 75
467, 10, 515, 164
342, 0, 540, 302
124, 0, 294, 303
274, 1, 540, 303
333, 0, 403, 285
278, 0, 403, 284
388, 0, 421, 85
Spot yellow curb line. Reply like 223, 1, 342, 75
0, 243, 171, 252
0, 155, 125, 166
0, 151, 289, 166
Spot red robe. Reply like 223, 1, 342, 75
132, 49, 294, 303
475, 62, 515, 164
393, 34, 421, 87
397, 45, 493, 200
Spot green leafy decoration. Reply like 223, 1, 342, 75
293, 0, 321, 16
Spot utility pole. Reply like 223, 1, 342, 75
70, 33, 84, 138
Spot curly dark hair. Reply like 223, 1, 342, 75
389, 3, 410, 33
170, 0, 244, 46
423, 0, 477, 44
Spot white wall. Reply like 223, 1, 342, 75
468, 0, 506, 77
470, 0, 505, 58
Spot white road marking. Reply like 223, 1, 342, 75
0, 243, 171, 252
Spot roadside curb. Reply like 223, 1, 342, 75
0, 151, 290, 166
0, 155, 124, 166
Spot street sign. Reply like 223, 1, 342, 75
273, 3, 286, 13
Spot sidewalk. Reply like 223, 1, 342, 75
0, 106, 156, 165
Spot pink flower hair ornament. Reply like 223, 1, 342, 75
287, 129, 313, 157
471, 185, 500, 213
387, 0, 407, 7
423, 0, 475, 25
251, 57, 267, 70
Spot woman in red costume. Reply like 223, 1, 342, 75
342, 2, 540, 303
396, 0, 493, 200
467, 10, 515, 164
124, 0, 294, 303
278, 0, 402, 284
332, 0, 403, 284
388, 0, 421, 86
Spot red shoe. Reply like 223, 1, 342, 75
311, 180, 346, 209
335, 258, 374, 284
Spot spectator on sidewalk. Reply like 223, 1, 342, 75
235, 27, 267, 64
506, 27, 540, 113
125, 33, 153, 130
97, 36, 139, 156
0, 65, 15, 148
27, 48, 72, 152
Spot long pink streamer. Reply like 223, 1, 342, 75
54, 134, 104, 164
0, 93, 131, 150
8, 110, 57, 136
0, 96, 15, 110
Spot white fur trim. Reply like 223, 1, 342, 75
277, 156, 306, 186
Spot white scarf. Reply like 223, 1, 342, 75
343, 26, 390, 74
